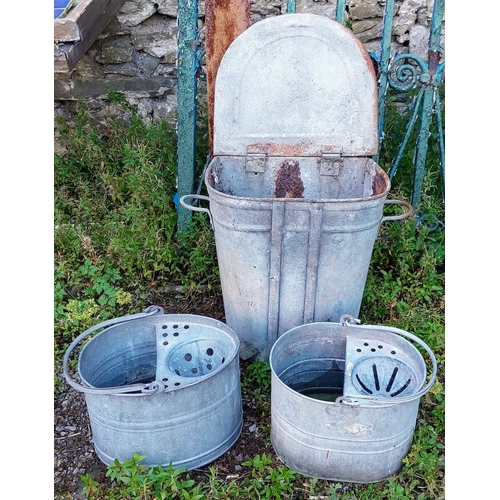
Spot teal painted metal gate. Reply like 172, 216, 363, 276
374, 0, 445, 211
176, 0, 199, 229
176, 0, 445, 229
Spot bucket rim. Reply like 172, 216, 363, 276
64, 309, 240, 396
269, 317, 437, 406
204, 159, 391, 204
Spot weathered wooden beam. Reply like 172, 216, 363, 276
54, 0, 125, 73
54, 44, 74, 74
54, 18, 81, 43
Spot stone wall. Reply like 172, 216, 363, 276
54, 0, 444, 126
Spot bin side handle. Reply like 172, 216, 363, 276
180, 195, 213, 228
381, 199, 413, 223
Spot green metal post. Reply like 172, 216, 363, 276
411, 88, 434, 208
176, 0, 198, 230
335, 0, 346, 24
374, 0, 395, 164
434, 72, 445, 200
410, 0, 444, 208
389, 88, 425, 177
286, 0, 296, 14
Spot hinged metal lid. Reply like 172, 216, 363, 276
213, 13, 379, 158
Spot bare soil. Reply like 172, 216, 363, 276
54, 291, 273, 499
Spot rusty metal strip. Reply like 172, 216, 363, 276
205, 0, 251, 157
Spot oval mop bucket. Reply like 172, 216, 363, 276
63, 306, 243, 469
269, 316, 437, 483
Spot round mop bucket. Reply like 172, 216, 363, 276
63, 306, 243, 469
269, 315, 437, 483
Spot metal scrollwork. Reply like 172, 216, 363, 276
435, 61, 445, 85
387, 53, 428, 92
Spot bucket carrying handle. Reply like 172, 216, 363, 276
180, 195, 213, 228
338, 314, 437, 406
180, 196, 413, 226
63, 305, 166, 395
381, 199, 413, 223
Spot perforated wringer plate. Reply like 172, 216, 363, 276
155, 318, 234, 390
343, 336, 425, 400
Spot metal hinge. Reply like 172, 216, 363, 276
320, 151, 343, 176
245, 151, 267, 173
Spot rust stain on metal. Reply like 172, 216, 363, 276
275, 160, 304, 199
205, 0, 252, 157
372, 171, 387, 196
247, 141, 313, 157
428, 50, 441, 75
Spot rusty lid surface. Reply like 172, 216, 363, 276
213, 13, 378, 158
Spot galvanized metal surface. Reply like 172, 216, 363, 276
343, 334, 426, 401
269, 319, 436, 482
199, 156, 413, 361
213, 14, 378, 158
64, 309, 243, 469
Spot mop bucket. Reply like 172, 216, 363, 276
63, 306, 243, 469
269, 315, 437, 483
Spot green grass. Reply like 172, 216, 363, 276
54, 91, 444, 499
54, 99, 218, 358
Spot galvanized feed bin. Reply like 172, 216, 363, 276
63, 306, 243, 470
182, 14, 411, 361
269, 315, 437, 483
